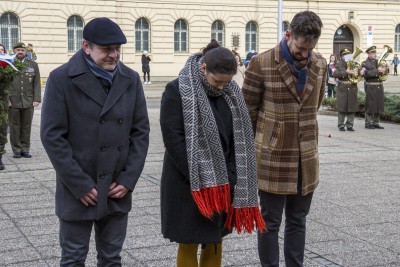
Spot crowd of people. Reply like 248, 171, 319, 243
0, 9, 394, 267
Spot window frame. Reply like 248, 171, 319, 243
395, 24, 400, 52
0, 12, 20, 51
245, 21, 258, 53
67, 15, 84, 53
211, 20, 225, 47
174, 19, 188, 53
135, 17, 150, 53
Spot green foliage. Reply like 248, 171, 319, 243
0, 60, 25, 93
322, 92, 400, 123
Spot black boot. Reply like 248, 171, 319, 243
0, 157, 4, 170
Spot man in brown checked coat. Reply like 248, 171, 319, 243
242, 11, 326, 267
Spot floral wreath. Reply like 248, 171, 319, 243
0, 53, 25, 92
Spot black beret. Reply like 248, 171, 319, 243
340, 47, 351, 55
366, 46, 376, 53
13, 42, 26, 49
83, 17, 127, 45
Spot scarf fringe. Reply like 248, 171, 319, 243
224, 206, 266, 234
191, 184, 231, 218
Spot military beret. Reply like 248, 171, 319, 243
366, 46, 376, 53
83, 17, 127, 45
13, 42, 26, 49
340, 48, 351, 55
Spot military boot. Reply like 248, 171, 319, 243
0, 157, 4, 170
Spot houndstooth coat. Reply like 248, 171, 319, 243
242, 42, 326, 195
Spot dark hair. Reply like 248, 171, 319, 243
201, 39, 237, 75
290, 11, 323, 42
232, 49, 243, 66
0, 44, 6, 54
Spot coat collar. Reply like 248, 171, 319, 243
68, 49, 133, 116
274, 42, 319, 104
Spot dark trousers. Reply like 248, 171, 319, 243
0, 95, 8, 156
394, 65, 398, 75
327, 83, 336, 98
143, 71, 150, 82
258, 179, 313, 267
59, 213, 128, 267
9, 106, 34, 153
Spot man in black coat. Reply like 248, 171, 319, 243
40, 17, 150, 266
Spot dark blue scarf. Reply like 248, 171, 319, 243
281, 39, 311, 95
83, 51, 118, 93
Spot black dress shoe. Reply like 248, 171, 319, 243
339, 127, 345, 131
0, 158, 4, 170
365, 125, 375, 129
21, 152, 32, 158
373, 125, 384, 129
13, 152, 22, 158
347, 127, 355, 131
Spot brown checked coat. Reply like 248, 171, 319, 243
242, 42, 326, 195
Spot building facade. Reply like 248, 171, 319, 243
1, 0, 400, 81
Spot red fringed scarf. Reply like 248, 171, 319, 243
180, 52, 266, 234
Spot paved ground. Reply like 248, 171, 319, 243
0, 79, 399, 266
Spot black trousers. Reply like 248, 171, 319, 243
143, 71, 150, 82
59, 213, 128, 267
257, 164, 314, 267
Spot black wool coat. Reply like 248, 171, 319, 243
160, 78, 237, 244
141, 55, 151, 73
40, 49, 150, 221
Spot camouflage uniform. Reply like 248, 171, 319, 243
0, 85, 8, 169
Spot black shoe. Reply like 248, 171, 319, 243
0, 158, 4, 170
21, 152, 32, 158
339, 127, 345, 131
13, 152, 22, 158
347, 127, 355, 131
365, 125, 375, 129
373, 125, 384, 129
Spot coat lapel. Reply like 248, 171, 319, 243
69, 50, 107, 106
301, 56, 319, 104
275, 44, 321, 104
274, 45, 301, 103
72, 73, 107, 106
100, 64, 133, 116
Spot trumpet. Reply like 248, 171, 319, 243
378, 45, 393, 82
348, 47, 363, 84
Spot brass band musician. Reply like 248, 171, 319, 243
332, 48, 359, 131
361, 46, 389, 129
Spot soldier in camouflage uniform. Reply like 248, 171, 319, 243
0, 43, 8, 170
8, 42, 41, 158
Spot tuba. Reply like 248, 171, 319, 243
348, 47, 363, 84
378, 45, 393, 81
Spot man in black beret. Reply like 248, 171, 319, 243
40, 17, 149, 266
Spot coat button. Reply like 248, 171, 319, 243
99, 118, 105, 124
100, 146, 108, 152
99, 174, 105, 180
118, 118, 123, 124
118, 145, 123, 151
